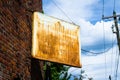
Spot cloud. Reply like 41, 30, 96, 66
79, 19, 117, 53
43, 0, 120, 23
68, 45, 120, 80
43, 0, 100, 23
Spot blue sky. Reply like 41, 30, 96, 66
42, 0, 120, 80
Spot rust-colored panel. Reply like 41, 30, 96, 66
32, 12, 81, 67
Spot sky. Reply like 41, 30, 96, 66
42, 0, 120, 80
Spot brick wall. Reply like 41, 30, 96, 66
0, 0, 44, 80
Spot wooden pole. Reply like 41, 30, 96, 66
102, 11, 120, 80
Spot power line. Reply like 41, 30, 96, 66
102, 0, 104, 18
102, 0, 107, 79
113, 11, 120, 80
103, 19, 107, 80
111, 34, 115, 76
102, 0, 120, 79
113, 1, 120, 78
114, 46, 119, 80
51, 0, 75, 24
81, 38, 116, 55
113, 0, 116, 11
81, 48, 108, 54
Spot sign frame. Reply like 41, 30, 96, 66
32, 12, 82, 67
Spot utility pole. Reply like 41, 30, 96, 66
109, 75, 111, 80
45, 62, 52, 80
102, 11, 120, 80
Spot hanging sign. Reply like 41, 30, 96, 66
32, 12, 81, 67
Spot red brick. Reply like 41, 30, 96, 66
0, 0, 44, 80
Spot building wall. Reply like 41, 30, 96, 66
0, 0, 44, 80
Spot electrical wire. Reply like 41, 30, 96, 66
81, 42, 116, 55
113, 45, 117, 80
113, 0, 120, 79
102, 0, 104, 19
113, 0, 116, 11
110, 30, 117, 79
114, 45, 119, 80
115, 45, 120, 80
102, 0, 107, 79
103, 21, 107, 80
111, 34, 114, 77
51, 0, 75, 24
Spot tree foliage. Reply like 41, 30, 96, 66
44, 62, 70, 80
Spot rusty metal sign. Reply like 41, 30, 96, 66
32, 12, 81, 67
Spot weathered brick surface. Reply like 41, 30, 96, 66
0, 0, 43, 80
